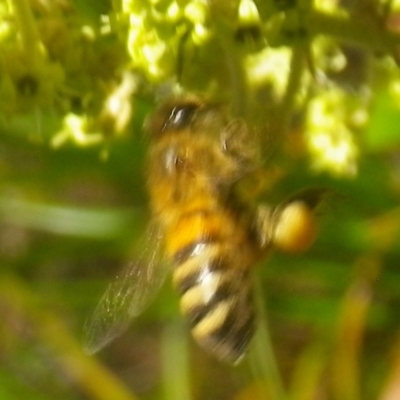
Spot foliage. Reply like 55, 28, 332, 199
1, 0, 400, 399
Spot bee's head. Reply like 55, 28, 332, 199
146, 97, 259, 184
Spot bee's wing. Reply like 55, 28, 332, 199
83, 223, 168, 354
221, 119, 261, 168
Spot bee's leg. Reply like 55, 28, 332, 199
254, 198, 318, 253
253, 204, 275, 250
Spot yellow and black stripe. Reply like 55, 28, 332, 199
166, 208, 255, 364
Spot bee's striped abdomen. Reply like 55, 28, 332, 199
169, 210, 256, 364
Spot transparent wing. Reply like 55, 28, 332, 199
83, 222, 168, 354
220, 118, 261, 168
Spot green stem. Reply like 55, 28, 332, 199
273, 44, 307, 141
213, 18, 249, 118
308, 9, 400, 53
247, 274, 286, 400
162, 320, 192, 400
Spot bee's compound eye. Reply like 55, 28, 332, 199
163, 102, 200, 132
273, 201, 317, 252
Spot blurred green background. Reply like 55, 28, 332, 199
2, 0, 400, 399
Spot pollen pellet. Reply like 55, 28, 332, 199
273, 201, 318, 252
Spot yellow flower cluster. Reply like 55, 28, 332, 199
3, 0, 396, 182
306, 88, 363, 177
122, 0, 212, 82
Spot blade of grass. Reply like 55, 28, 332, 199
0, 274, 140, 400
331, 254, 381, 400
288, 341, 329, 400
378, 331, 400, 400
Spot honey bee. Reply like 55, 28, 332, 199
83, 96, 319, 364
